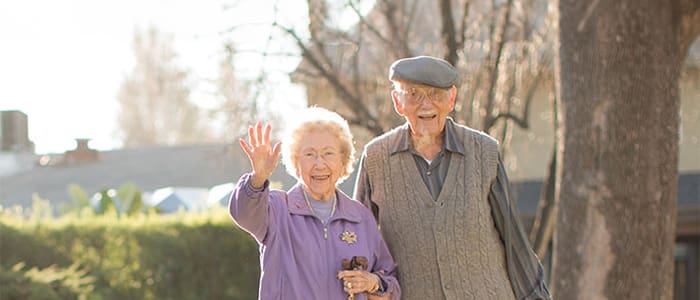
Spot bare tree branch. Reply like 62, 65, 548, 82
347, 0, 396, 55
458, 0, 471, 50
379, 0, 413, 57
483, 0, 515, 131
486, 112, 529, 130
439, 0, 460, 66
276, 23, 383, 135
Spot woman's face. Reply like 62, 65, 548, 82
295, 131, 345, 200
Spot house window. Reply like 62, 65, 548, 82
674, 237, 699, 300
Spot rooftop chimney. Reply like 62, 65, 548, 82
65, 138, 99, 163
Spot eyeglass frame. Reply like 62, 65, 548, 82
298, 148, 342, 164
393, 85, 453, 105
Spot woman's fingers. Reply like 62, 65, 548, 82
263, 123, 272, 145
271, 141, 282, 158
338, 271, 378, 293
240, 122, 281, 178
246, 122, 276, 149
248, 125, 257, 147
256, 122, 264, 146
342, 279, 366, 294
239, 138, 252, 158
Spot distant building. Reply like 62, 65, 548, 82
1, 110, 34, 153
147, 187, 210, 213
0, 110, 36, 177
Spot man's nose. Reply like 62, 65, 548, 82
419, 94, 434, 106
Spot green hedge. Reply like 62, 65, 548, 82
0, 263, 95, 300
0, 210, 260, 300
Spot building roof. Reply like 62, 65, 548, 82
511, 172, 700, 235
1, 143, 696, 229
512, 172, 699, 212
0, 143, 357, 210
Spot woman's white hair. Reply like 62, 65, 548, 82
281, 106, 356, 184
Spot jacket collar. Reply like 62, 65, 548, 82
287, 183, 361, 223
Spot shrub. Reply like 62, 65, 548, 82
0, 263, 95, 300
0, 209, 260, 300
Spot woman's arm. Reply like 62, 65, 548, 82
337, 216, 401, 300
229, 122, 282, 243
229, 173, 271, 243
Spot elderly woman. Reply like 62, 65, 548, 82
229, 107, 400, 300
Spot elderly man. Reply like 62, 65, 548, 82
353, 56, 551, 300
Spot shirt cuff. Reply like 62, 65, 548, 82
244, 174, 269, 193
370, 275, 388, 295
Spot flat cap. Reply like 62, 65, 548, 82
388, 56, 459, 88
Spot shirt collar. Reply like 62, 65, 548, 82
389, 117, 465, 156
287, 183, 361, 223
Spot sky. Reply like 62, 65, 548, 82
0, 0, 310, 154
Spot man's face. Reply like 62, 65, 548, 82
392, 81, 456, 138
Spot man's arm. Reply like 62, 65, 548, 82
489, 155, 552, 300
353, 152, 379, 220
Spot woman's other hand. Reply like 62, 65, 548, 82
239, 122, 282, 189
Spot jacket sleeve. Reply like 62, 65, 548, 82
367, 213, 401, 300
228, 172, 273, 244
489, 156, 552, 300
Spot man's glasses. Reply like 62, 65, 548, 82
396, 86, 451, 105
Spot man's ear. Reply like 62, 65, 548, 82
448, 86, 457, 111
392, 90, 405, 116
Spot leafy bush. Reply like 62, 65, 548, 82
0, 209, 260, 300
0, 263, 95, 300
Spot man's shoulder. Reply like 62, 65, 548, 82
364, 125, 405, 151
449, 121, 499, 146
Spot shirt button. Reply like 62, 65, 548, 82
426, 171, 432, 175
445, 283, 452, 290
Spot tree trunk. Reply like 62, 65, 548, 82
554, 0, 683, 299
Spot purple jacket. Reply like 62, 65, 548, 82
229, 173, 400, 300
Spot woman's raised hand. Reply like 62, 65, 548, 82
239, 122, 282, 189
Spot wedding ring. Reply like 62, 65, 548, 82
347, 282, 353, 289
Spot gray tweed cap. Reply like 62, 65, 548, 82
388, 56, 459, 88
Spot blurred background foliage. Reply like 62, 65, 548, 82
0, 198, 261, 300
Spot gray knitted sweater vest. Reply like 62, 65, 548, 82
364, 124, 515, 300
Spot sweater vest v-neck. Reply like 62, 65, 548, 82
364, 124, 515, 300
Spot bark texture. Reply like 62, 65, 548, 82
553, 0, 694, 299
